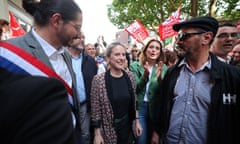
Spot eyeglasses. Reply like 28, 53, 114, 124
175, 32, 206, 41
68, 21, 81, 32
216, 32, 238, 39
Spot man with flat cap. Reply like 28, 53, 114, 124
152, 16, 240, 144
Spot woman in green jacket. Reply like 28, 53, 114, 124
130, 39, 167, 144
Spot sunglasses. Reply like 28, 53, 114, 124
175, 32, 206, 41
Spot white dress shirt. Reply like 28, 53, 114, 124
31, 29, 72, 87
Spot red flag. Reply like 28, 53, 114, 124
125, 19, 149, 43
159, 7, 181, 40
9, 11, 25, 37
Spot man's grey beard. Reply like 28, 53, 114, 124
72, 46, 84, 52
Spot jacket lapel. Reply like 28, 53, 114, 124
23, 32, 53, 69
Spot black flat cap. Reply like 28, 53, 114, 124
173, 16, 219, 36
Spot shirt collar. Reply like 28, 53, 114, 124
70, 51, 82, 60
178, 57, 211, 72
216, 56, 231, 64
31, 29, 64, 57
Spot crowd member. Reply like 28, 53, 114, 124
97, 53, 108, 74
91, 42, 142, 144
6, 0, 83, 142
231, 44, 240, 68
95, 35, 107, 56
129, 39, 168, 144
0, 19, 76, 144
210, 23, 238, 63
164, 50, 178, 68
94, 35, 107, 66
130, 44, 140, 62
84, 43, 97, 58
154, 16, 240, 144
68, 33, 98, 144
126, 48, 131, 70
0, 19, 11, 40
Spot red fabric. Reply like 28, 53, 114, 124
125, 19, 149, 43
9, 11, 25, 37
159, 7, 181, 40
0, 41, 73, 98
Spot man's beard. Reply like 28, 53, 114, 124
72, 45, 83, 52
175, 45, 186, 58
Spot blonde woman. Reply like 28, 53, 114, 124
91, 42, 142, 144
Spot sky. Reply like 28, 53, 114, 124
76, 0, 119, 44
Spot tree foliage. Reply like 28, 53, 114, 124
107, 0, 240, 34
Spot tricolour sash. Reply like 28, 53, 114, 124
0, 41, 73, 105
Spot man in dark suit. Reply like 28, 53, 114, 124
0, 67, 77, 144
68, 32, 98, 144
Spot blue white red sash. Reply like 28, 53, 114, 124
0, 41, 73, 105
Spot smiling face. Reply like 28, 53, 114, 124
107, 45, 126, 71
58, 12, 83, 47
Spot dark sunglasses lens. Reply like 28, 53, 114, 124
176, 33, 186, 41
181, 33, 187, 41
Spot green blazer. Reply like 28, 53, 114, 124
129, 61, 167, 120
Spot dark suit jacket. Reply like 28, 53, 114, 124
79, 52, 98, 109
7, 31, 81, 128
0, 68, 76, 144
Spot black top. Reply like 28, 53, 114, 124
110, 75, 131, 119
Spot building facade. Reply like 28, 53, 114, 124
0, 0, 32, 32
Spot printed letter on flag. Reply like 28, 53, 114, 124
125, 19, 149, 43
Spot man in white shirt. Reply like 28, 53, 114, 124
210, 23, 238, 63
6, 0, 83, 143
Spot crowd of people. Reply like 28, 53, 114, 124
0, 0, 240, 144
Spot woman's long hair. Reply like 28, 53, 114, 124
139, 39, 165, 66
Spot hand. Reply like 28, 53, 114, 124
143, 61, 150, 79
94, 128, 104, 144
151, 131, 159, 144
94, 134, 104, 144
135, 119, 143, 137
155, 61, 164, 81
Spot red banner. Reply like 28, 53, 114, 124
159, 7, 181, 40
9, 11, 25, 37
125, 19, 149, 43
